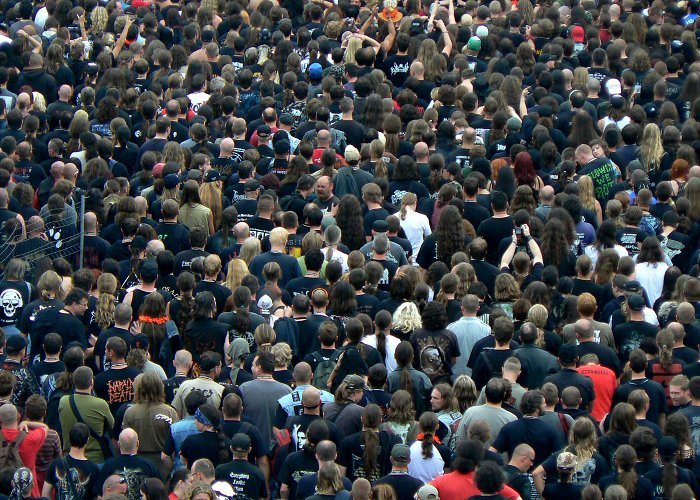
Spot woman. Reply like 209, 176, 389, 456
140, 478, 169, 500
409, 302, 459, 385
337, 404, 402, 482
417, 206, 468, 271
664, 413, 696, 471
491, 273, 521, 319
305, 462, 347, 500
168, 468, 191, 500
408, 412, 451, 483
167, 272, 196, 335
179, 404, 230, 468
182, 482, 216, 500
527, 304, 562, 356
279, 420, 330, 499
322, 225, 349, 273
542, 218, 577, 277
453, 375, 478, 413
579, 176, 603, 226
387, 341, 433, 417
379, 390, 418, 444
271, 343, 294, 386
647, 330, 685, 405
179, 180, 215, 237
643, 436, 700, 499
585, 220, 629, 268
0, 258, 35, 337
598, 403, 637, 467
184, 292, 227, 368
541, 452, 585, 500
19, 270, 63, 342
599, 445, 654, 500
399, 192, 431, 260
139, 292, 180, 372
435, 274, 461, 323
534, 419, 611, 492
513, 152, 544, 196
239, 237, 261, 267
219, 286, 263, 353
391, 302, 423, 341
198, 173, 224, 231
669, 159, 690, 197
335, 195, 366, 252
94, 273, 118, 333
323, 376, 365, 439
638, 123, 666, 188
362, 310, 400, 372
635, 237, 670, 306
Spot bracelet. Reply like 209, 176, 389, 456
526, 236, 533, 242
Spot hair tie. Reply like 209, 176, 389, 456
194, 407, 213, 427
259, 343, 272, 347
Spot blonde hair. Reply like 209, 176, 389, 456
400, 192, 417, 220
639, 123, 664, 172
392, 302, 422, 335
452, 262, 476, 299
37, 270, 62, 301
239, 237, 261, 266
269, 227, 289, 247
369, 140, 388, 180
199, 182, 222, 229
225, 259, 249, 292
95, 273, 118, 330
271, 342, 292, 367
254, 323, 276, 353
578, 175, 597, 212
527, 303, 548, 348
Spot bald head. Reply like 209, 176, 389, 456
539, 185, 554, 203
294, 362, 312, 384
103, 475, 128, 496
50, 161, 65, 179
166, 99, 179, 117
134, 196, 148, 216
220, 138, 234, 155
316, 440, 337, 462
668, 322, 686, 342
301, 385, 321, 409
84, 212, 97, 232
317, 130, 331, 145
119, 428, 139, 454
17, 93, 30, 108
513, 443, 535, 459
58, 85, 72, 101
677, 302, 696, 324
146, 238, 165, 256
689, 165, 700, 179
174, 350, 193, 369
575, 319, 594, 340
63, 163, 78, 182
0, 404, 17, 426
414, 142, 429, 159
234, 222, 250, 240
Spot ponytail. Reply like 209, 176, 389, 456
362, 405, 382, 480
662, 456, 677, 497
418, 412, 438, 459
376, 330, 387, 363
375, 158, 388, 180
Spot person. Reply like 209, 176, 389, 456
305, 462, 350, 500
446, 295, 491, 378
373, 444, 424, 500
172, 352, 225, 416
502, 444, 537, 500
407, 412, 451, 483
541, 452, 585, 500
214, 433, 268, 500
42, 423, 100, 500
513, 322, 560, 390
179, 404, 230, 468
296, 440, 353, 499
598, 445, 655, 500
471, 317, 516, 391
455, 378, 517, 448
57, 366, 114, 465
93, 336, 140, 415
2, 335, 40, 411
0, 404, 48, 497
543, 344, 596, 411
279, 419, 330, 499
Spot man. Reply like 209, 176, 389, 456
0, 403, 47, 496
577, 353, 618, 422
215, 433, 267, 500
628, 389, 663, 441
28, 332, 63, 385
274, 363, 334, 426
220, 393, 270, 480
613, 293, 659, 364
80, 212, 110, 270
93, 303, 134, 371
514, 322, 559, 390
42, 423, 100, 500
678, 376, 700, 477
94, 337, 140, 415
446, 295, 490, 378
471, 317, 515, 390
278, 385, 339, 455
502, 444, 537, 500
575, 144, 616, 204
467, 239, 499, 300
315, 176, 339, 215
93, 428, 159, 500
490, 390, 565, 466
574, 319, 620, 375
477, 191, 513, 265
359, 220, 408, 266
138, 117, 170, 162
249, 227, 302, 287
543, 344, 596, 410
612, 349, 667, 427
296, 440, 352, 499
172, 352, 225, 416
173, 227, 209, 275
455, 378, 517, 448
240, 351, 292, 449
195, 255, 232, 317
2, 335, 39, 410
373, 444, 424, 500
669, 375, 692, 414
16, 53, 56, 104
561, 293, 615, 348
58, 367, 114, 465
476, 358, 527, 409
331, 97, 365, 149
155, 199, 191, 255
162, 390, 206, 473
29, 288, 88, 364
164, 350, 193, 404
669, 322, 699, 365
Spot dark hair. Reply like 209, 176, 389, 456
474, 461, 504, 494
452, 440, 484, 473
197, 404, 230, 465
68, 423, 90, 448
394, 341, 415, 403
139, 478, 168, 500
418, 412, 439, 459
255, 351, 276, 373
421, 302, 449, 330
361, 404, 383, 480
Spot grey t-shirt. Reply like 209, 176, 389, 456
240, 378, 292, 451
322, 402, 364, 439
455, 404, 517, 447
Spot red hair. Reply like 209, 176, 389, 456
513, 151, 536, 186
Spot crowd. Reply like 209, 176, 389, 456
2, 0, 700, 499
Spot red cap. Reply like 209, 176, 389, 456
572, 25, 585, 43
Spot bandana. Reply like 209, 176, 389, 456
10, 468, 33, 500
194, 407, 213, 427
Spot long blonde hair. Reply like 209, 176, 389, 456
400, 192, 417, 220
578, 175, 597, 212
225, 259, 249, 292
239, 237, 261, 266
639, 123, 664, 172
370, 140, 388, 180
95, 273, 118, 330
570, 418, 598, 472
416, 38, 446, 82
199, 181, 223, 229
527, 304, 548, 348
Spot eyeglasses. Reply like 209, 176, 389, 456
105, 477, 126, 489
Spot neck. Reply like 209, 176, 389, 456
631, 371, 646, 380
69, 447, 87, 459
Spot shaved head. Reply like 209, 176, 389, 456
0, 404, 17, 426
58, 85, 72, 100
134, 196, 148, 215
84, 212, 97, 232
301, 386, 321, 408
294, 362, 312, 384
220, 138, 234, 154
119, 428, 139, 454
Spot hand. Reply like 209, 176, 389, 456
88, 334, 98, 347
435, 19, 446, 31
18, 421, 29, 432
330, 203, 338, 216
522, 87, 529, 98
77, 13, 85, 24
522, 224, 530, 237
16, 29, 26, 38
130, 320, 142, 334
512, 230, 518, 245
371, 6, 378, 16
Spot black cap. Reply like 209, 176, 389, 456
5, 335, 26, 355
279, 113, 295, 126
230, 433, 252, 452
558, 343, 578, 364
628, 293, 645, 311
204, 170, 221, 183
658, 436, 678, 458
257, 125, 272, 137
139, 258, 159, 282
611, 95, 626, 109
372, 220, 389, 233
164, 174, 180, 190
623, 280, 642, 292
131, 334, 149, 350
244, 179, 260, 192
274, 140, 290, 155
130, 235, 148, 251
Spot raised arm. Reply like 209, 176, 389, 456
379, 16, 397, 55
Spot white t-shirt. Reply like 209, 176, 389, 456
399, 209, 432, 260
408, 441, 445, 483
583, 244, 628, 268
361, 334, 400, 372
634, 261, 669, 306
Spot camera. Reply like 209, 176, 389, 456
515, 227, 523, 236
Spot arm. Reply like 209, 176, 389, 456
257, 455, 270, 493
279, 484, 290, 500
523, 224, 543, 265
379, 17, 396, 55
500, 233, 517, 269
359, 7, 378, 34
447, 0, 456, 25
42, 483, 54, 498
435, 20, 452, 56
208, 211, 215, 236
77, 12, 88, 41
112, 17, 134, 59
532, 465, 546, 495
519, 88, 529, 118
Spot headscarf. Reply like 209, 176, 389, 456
10, 468, 33, 500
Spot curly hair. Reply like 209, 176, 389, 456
436, 206, 466, 264
335, 195, 366, 251
541, 218, 571, 268
392, 302, 422, 337
421, 302, 449, 331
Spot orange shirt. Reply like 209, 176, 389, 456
577, 363, 618, 421
431, 471, 520, 500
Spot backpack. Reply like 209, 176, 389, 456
270, 428, 293, 478
0, 432, 27, 471
311, 352, 336, 390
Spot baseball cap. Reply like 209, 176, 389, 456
204, 170, 221, 183
257, 125, 272, 138
571, 25, 585, 43
279, 113, 295, 126
373, 220, 389, 233
274, 140, 290, 155
506, 116, 522, 131
130, 235, 148, 251
5, 335, 26, 355
131, 334, 149, 350
623, 280, 642, 292
558, 343, 578, 364
257, 295, 273, 316
391, 444, 410, 463
139, 258, 159, 281
628, 293, 645, 311
309, 63, 323, 80
244, 179, 260, 192
212, 482, 235, 500
163, 174, 180, 190
344, 145, 360, 163
416, 485, 439, 500
475, 25, 488, 38
230, 433, 252, 452
557, 451, 576, 469
658, 436, 678, 458
606, 78, 622, 96
342, 374, 366, 391
467, 36, 481, 51
611, 95, 626, 109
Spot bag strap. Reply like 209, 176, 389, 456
69, 395, 103, 444
327, 402, 351, 423
558, 412, 570, 438
12, 431, 27, 449
61, 456, 80, 499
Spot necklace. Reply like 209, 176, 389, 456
111, 362, 127, 368
44, 357, 60, 362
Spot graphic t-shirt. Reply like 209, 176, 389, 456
94, 367, 140, 415
337, 431, 402, 482
45, 455, 100, 500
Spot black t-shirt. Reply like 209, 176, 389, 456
174, 248, 209, 275
94, 367, 140, 415
185, 318, 227, 364
492, 417, 565, 467
0, 280, 33, 328
181, 430, 230, 467
220, 420, 268, 462
370, 259, 398, 293
18, 298, 62, 336
381, 55, 413, 88
364, 208, 391, 237
477, 216, 514, 265
286, 276, 327, 297
356, 294, 379, 319
337, 431, 402, 482
248, 216, 275, 241
195, 280, 232, 318
616, 227, 649, 256
156, 222, 191, 255
599, 473, 654, 500
409, 328, 461, 384
543, 369, 596, 409
278, 450, 319, 499
29, 360, 64, 386
94, 327, 133, 371
93, 455, 159, 497
472, 349, 516, 390
614, 321, 659, 364
163, 374, 188, 404
541, 482, 584, 500
215, 459, 268, 499
373, 472, 424, 500
45, 454, 101, 500
612, 378, 668, 425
